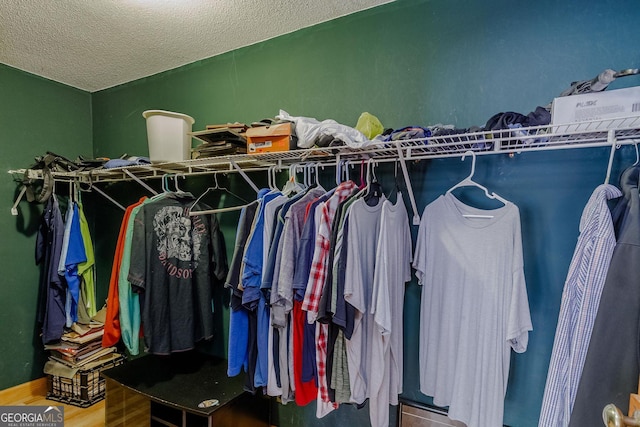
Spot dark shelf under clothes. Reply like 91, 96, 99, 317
101, 351, 270, 427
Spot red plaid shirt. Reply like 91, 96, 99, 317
302, 180, 356, 317
316, 322, 337, 405
302, 180, 356, 403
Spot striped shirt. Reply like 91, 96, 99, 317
302, 180, 357, 318
538, 184, 621, 427
302, 180, 356, 405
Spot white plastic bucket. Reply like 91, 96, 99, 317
142, 110, 195, 162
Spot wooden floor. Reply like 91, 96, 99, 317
0, 377, 105, 426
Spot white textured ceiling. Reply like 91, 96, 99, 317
0, 0, 393, 92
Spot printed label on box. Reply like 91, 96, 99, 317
248, 140, 273, 153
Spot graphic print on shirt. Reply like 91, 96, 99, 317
153, 206, 203, 279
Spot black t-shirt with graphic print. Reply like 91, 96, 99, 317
128, 194, 227, 354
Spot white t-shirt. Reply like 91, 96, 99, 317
369, 194, 413, 427
413, 193, 532, 427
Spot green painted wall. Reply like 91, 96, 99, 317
0, 64, 92, 390
89, 0, 640, 425
3, 0, 640, 425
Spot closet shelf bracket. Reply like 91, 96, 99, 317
229, 159, 260, 193
604, 129, 618, 185
396, 144, 421, 225
81, 183, 126, 211
11, 186, 28, 216
122, 169, 159, 195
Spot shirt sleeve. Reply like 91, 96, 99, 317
127, 206, 147, 290
507, 212, 532, 353
302, 202, 329, 319
241, 204, 263, 310
102, 206, 132, 347
276, 209, 298, 311
209, 213, 228, 282
412, 207, 429, 286
344, 204, 366, 314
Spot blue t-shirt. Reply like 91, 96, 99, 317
64, 203, 87, 325
227, 202, 260, 377
241, 191, 282, 310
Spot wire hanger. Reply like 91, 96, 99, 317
446, 150, 508, 217
218, 174, 249, 203
188, 173, 251, 216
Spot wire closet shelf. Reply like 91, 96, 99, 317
9, 115, 640, 185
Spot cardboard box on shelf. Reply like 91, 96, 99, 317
551, 86, 640, 131
246, 122, 295, 154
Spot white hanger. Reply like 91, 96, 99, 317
268, 165, 277, 191
446, 150, 508, 218
174, 174, 186, 193
352, 160, 371, 198
364, 159, 380, 198
303, 162, 321, 188
312, 162, 321, 187
334, 159, 350, 186
282, 164, 306, 196
352, 159, 383, 202
335, 159, 343, 186
161, 173, 186, 195
161, 174, 172, 193
188, 173, 251, 216
302, 163, 309, 188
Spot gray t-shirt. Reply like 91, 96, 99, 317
343, 195, 385, 404
413, 193, 532, 427
273, 188, 325, 326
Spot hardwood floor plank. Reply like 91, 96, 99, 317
0, 377, 105, 426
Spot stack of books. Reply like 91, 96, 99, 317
45, 326, 115, 368
43, 311, 125, 407
189, 123, 248, 158
44, 308, 118, 369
